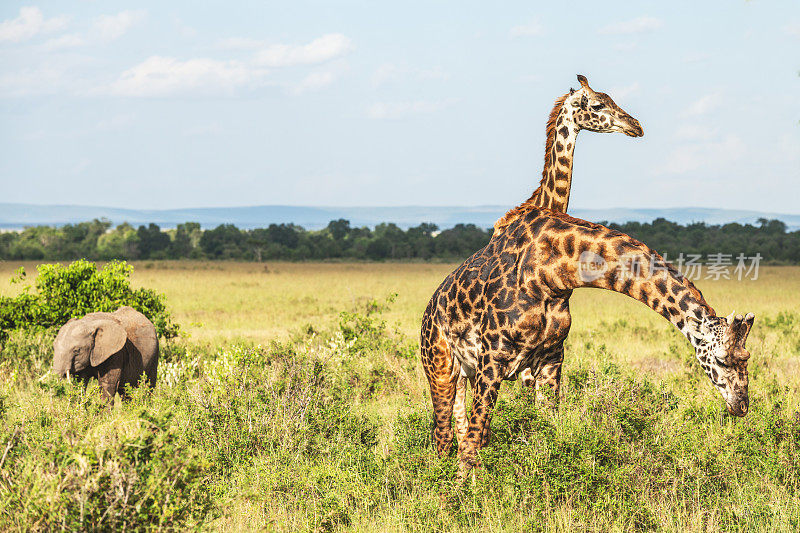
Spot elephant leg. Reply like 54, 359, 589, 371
96, 351, 124, 406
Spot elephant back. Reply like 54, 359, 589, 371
113, 306, 159, 385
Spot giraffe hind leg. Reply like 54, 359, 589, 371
421, 331, 458, 457
520, 366, 535, 388
534, 344, 565, 407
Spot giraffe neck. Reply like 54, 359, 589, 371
494, 95, 577, 233
529, 216, 717, 344
531, 107, 578, 212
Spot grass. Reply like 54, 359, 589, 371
1, 261, 800, 531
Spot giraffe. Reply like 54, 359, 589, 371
493, 74, 643, 234
420, 207, 755, 477
451, 75, 644, 439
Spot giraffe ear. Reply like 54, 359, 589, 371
740, 313, 755, 344
725, 310, 736, 325
577, 74, 590, 89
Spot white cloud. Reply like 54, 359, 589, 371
681, 93, 722, 117
609, 82, 640, 99
655, 135, 746, 175
92, 10, 146, 41
0, 6, 68, 43
102, 56, 269, 97
292, 70, 336, 94
254, 33, 353, 67
510, 19, 544, 38
42, 33, 85, 51
598, 16, 662, 35
367, 98, 457, 120
41, 10, 144, 50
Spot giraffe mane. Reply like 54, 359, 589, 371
494, 93, 569, 233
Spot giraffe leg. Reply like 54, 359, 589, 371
453, 371, 469, 443
453, 372, 481, 446
534, 344, 565, 407
421, 335, 458, 458
519, 366, 535, 388
458, 368, 503, 480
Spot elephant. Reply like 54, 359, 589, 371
53, 306, 159, 403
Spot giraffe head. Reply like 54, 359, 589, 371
566, 74, 643, 137
687, 312, 755, 416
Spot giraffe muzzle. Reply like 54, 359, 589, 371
622, 118, 644, 137
727, 397, 749, 417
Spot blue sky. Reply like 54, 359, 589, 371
1, 1, 798, 211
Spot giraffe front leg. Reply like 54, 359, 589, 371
458, 369, 502, 480
453, 371, 469, 443
534, 344, 565, 407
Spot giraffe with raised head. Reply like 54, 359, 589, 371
420, 207, 755, 477
494, 74, 643, 234
450, 75, 644, 439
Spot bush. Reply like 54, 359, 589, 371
0, 379, 213, 530
0, 260, 179, 344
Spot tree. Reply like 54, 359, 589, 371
267, 223, 301, 249
247, 228, 271, 262
200, 224, 245, 259
327, 219, 351, 241
97, 223, 140, 259
137, 223, 171, 259
170, 222, 202, 258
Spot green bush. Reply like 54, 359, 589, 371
1, 378, 213, 531
0, 260, 179, 344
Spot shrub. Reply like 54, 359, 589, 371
0, 260, 179, 344
0, 385, 213, 531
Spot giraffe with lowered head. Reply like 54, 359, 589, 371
420, 208, 755, 477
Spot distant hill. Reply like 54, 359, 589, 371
2, 203, 799, 231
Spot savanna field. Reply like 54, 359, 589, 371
1, 261, 800, 532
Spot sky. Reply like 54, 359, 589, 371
0, 1, 798, 212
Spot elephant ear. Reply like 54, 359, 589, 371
90, 320, 127, 366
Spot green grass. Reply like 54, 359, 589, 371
1, 262, 800, 531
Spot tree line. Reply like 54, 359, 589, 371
0, 217, 798, 263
